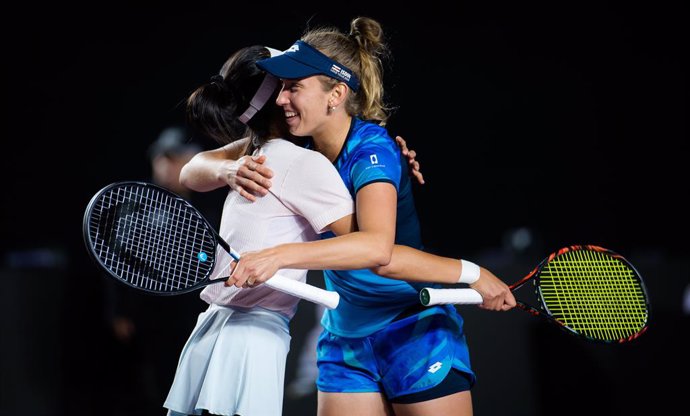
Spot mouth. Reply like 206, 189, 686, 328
284, 111, 299, 127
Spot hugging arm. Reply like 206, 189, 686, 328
228, 182, 515, 311
179, 137, 274, 200
181, 136, 424, 200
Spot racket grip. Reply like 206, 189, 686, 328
265, 274, 340, 310
420, 288, 483, 306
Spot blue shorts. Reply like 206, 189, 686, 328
316, 304, 475, 400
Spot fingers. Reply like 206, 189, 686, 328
395, 137, 425, 185
411, 166, 425, 185
246, 155, 274, 178
225, 273, 254, 288
234, 175, 270, 197
395, 136, 408, 155
235, 186, 257, 202
224, 260, 263, 289
504, 292, 517, 309
480, 293, 516, 311
251, 156, 274, 178
239, 165, 273, 187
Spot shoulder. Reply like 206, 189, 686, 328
258, 139, 321, 169
259, 138, 302, 157
258, 139, 338, 184
350, 119, 397, 153
352, 119, 392, 142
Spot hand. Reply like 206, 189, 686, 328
224, 248, 282, 289
395, 136, 425, 185
469, 268, 516, 311
223, 155, 274, 202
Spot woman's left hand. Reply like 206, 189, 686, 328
395, 136, 425, 185
469, 268, 517, 311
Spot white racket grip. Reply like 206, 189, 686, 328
265, 274, 340, 310
420, 288, 484, 306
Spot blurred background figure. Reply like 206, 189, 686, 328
148, 126, 202, 199
102, 125, 219, 416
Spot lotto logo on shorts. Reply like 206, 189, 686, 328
428, 361, 443, 373
370, 154, 379, 164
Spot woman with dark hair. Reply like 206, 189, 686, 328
163, 45, 356, 416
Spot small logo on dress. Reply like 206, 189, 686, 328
370, 154, 379, 164
428, 362, 443, 373
286, 44, 299, 53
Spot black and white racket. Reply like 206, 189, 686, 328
420, 245, 649, 343
83, 181, 339, 309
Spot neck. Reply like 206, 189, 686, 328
312, 115, 352, 162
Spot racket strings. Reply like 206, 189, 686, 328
88, 185, 216, 292
538, 249, 648, 341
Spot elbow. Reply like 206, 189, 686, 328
369, 245, 393, 271
371, 262, 394, 277
179, 164, 192, 188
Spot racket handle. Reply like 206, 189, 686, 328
420, 288, 483, 306
266, 274, 340, 310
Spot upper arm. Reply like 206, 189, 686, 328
220, 138, 250, 160
354, 182, 397, 256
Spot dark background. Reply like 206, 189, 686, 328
1, 1, 687, 415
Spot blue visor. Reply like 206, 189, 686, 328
257, 40, 360, 92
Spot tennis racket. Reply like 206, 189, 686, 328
420, 245, 649, 343
83, 181, 339, 309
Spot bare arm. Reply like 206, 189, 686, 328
227, 182, 396, 283
227, 174, 513, 310
372, 245, 516, 311
179, 138, 274, 200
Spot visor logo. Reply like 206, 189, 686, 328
330, 64, 352, 81
286, 44, 299, 53
370, 154, 379, 164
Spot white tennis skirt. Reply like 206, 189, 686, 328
164, 304, 291, 416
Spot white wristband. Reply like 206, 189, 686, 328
458, 260, 481, 284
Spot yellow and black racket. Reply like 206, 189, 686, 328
420, 245, 650, 343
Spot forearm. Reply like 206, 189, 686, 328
270, 232, 393, 271
179, 140, 248, 192
373, 245, 462, 284
179, 152, 229, 192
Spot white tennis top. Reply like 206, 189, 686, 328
200, 139, 354, 319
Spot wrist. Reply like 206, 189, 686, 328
458, 259, 481, 284
272, 245, 292, 269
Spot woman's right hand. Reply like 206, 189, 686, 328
223, 154, 274, 201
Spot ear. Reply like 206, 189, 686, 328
329, 83, 349, 107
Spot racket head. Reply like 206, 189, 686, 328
531, 245, 650, 343
83, 181, 220, 295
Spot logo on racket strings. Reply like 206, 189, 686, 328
198, 252, 208, 262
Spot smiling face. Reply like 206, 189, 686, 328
276, 75, 333, 139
